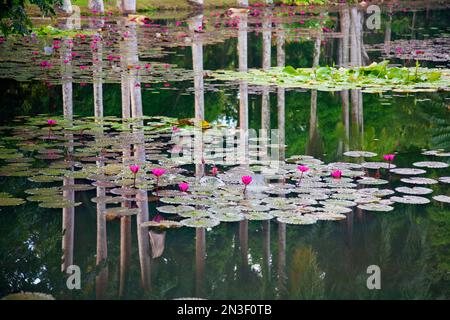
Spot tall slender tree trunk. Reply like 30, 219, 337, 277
238, 13, 249, 166
261, 11, 271, 164
189, 14, 205, 178
277, 26, 285, 161
195, 228, 206, 297
89, 0, 105, 13
61, 0, 73, 14
121, 0, 136, 14
277, 222, 287, 299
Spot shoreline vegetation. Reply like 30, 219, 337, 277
0, 1, 445, 34
23, 0, 449, 17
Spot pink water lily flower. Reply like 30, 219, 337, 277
178, 182, 189, 192
242, 175, 252, 185
383, 154, 395, 169
211, 166, 218, 176
129, 165, 140, 187
297, 165, 309, 173
297, 165, 309, 185
242, 175, 252, 195
129, 165, 140, 174
47, 119, 56, 126
152, 168, 166, 194
331, 170, 342, 179
152, 168, 166, 177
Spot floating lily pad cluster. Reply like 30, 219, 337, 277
1, 116, 448, 228
212, 61, 450, 93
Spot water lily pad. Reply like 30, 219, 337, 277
178, 210, 211, 218
390, 168, 427, 175
0, 197, 26, 206
343, 151, 377, 158
180, 217, 220, 228
157, 205, 195, 214
62, 184, 96, 191
321, 199, 357, 207
243, 211, 273, 220
413, 161, 449, 168
39, 200, 82, 208
277, 215, 317, 225
400, 177, 438, 185
361, 162, 396, 169
270, 210, 295, 218
321, 205, 352, 214
395, 186, 433, 195
439, 177, 450, 184
357, 178, 389, 185
91, 196, 126, 204
24, 187, 61, 195
357, 204, 394, 212
28, 175, 63, 183
433, 195, 450, 203
390, 195, 431, 204
211, 210, 245, 222
307, 212, 347, 221
359, 188, 395, 197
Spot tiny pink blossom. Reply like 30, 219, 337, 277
129, 165, 140, 174
47, 119, 56, 126
331, 170, 342, 179
242, 175, 252, 185
383, 154, 395, 162
178, 182, 189, 192
151, 168, 166, 177
297, 165, 309, 173
211, 167, 218, 176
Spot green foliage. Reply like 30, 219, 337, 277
280, 0, 328, 5
0, 0, 61, 36
213, 61, 448, 92
32, 25, 95, 37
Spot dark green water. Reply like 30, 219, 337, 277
0, 3, 449, 300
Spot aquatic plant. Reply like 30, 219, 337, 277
331, 170, 342, 179
383, 154, 395, 169
241, 175, 252, 194
297, 165, 309, 184
178, 182, 189, 192
213, 61, 450, 92
129, 165, 140, 188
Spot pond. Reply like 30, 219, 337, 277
0, 2, 449, 300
